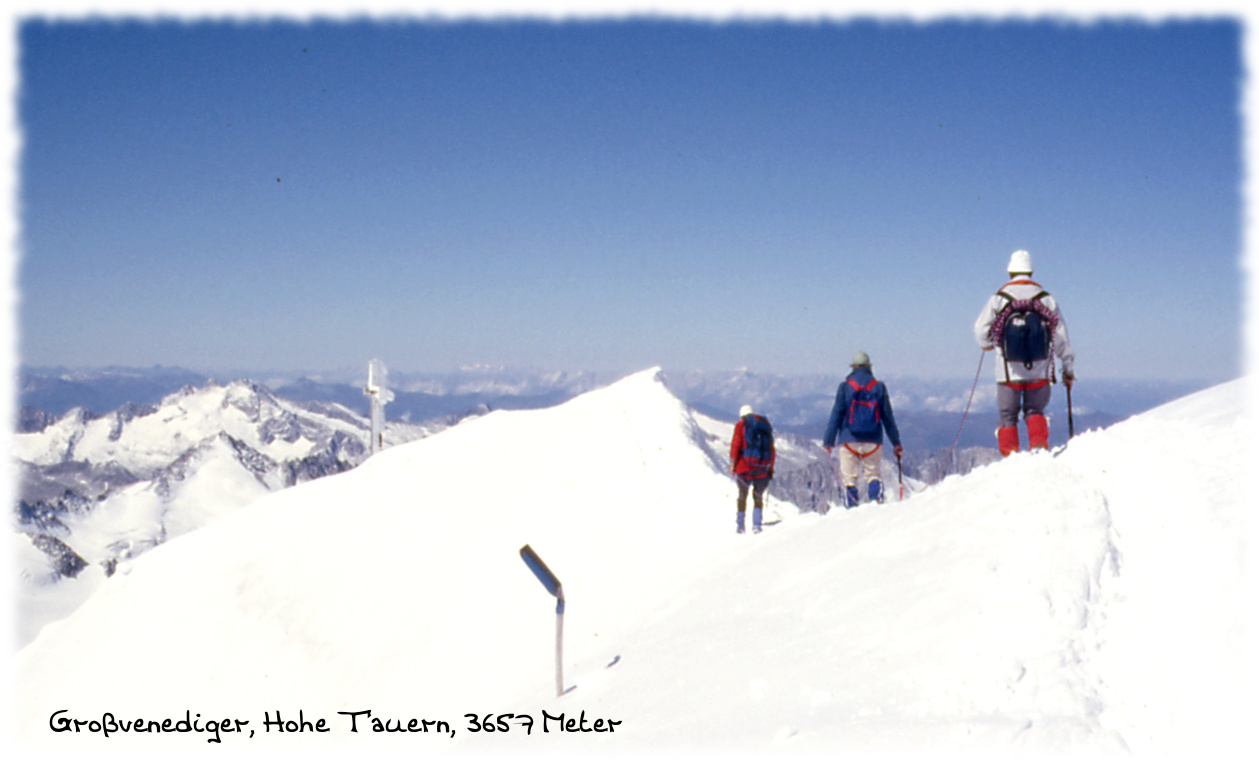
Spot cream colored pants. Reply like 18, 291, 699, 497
838, 442, 881, 487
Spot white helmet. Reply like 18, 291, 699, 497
1007, 250, 1033, 275
739, 404, 753, 418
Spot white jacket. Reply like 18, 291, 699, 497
974, 278, 1075, 384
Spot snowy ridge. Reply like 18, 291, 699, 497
13, 368, 739, 754
528, 446, 1126, 752
11, 371, 1250, 756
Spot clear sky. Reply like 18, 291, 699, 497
16, 14, 1243, 381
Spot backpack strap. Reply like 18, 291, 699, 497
1000, 277, 1043, 290
997, 288, 1049, 303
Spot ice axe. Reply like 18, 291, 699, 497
896, 451, 904, 501
1067, 382, 1075, 439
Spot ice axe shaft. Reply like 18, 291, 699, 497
1067, 384, 1075, 439
897, 452, 904, 501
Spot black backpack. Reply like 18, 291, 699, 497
992, 290, 1057, 369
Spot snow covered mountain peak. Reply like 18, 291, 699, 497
15, 377, 412, 476
12, 377, 441, 647
13, 367, 739, 733
11, 372, 1251, 756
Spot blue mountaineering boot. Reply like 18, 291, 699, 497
869, 479, 884, 504
752, 507, 763, 533
737, 510, 746, 534
845, 485, 860, 509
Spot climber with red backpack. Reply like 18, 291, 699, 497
823, 352, 903, 509
730, 404, 775, 534
974, 250, 1075, 456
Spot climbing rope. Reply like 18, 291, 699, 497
950, 348, 988, 454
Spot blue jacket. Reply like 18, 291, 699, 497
823, 367, 902, 449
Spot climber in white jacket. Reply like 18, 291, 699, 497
974, 250, 1075, 455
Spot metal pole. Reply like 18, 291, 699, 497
554, 588, 565, 697
520, 544, 566, 697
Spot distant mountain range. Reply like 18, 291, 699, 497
18, 363, 1213, 428
17, 364, 616, 423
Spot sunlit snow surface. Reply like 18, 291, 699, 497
13, 380, 436, 648
12, 369, 1251, 758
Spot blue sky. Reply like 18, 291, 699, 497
16, 17, 1243, 381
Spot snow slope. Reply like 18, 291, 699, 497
12, 379, 438, 648
492, 380, 1250, 756
11, 369, 1250, 758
